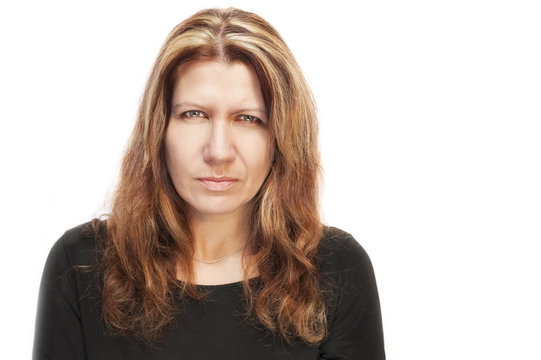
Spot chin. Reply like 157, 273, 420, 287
189, 201, 247, 218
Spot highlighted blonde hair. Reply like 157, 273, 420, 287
102, 8, 324, 344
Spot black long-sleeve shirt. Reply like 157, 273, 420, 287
34, 223, 385, 359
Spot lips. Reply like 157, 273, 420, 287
197, 177, 238, 191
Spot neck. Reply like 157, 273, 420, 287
189, 209, 250, 262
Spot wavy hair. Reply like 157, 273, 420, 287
102, 8, 324, 345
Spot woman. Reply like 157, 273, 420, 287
34, 8, 385, 359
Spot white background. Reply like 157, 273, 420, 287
1, 0, 540, 359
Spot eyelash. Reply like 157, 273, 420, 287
182, 110, 206, 119
238, 114, 261, 124
179, 111, 263, 124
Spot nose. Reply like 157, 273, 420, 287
202, 119, 236, 165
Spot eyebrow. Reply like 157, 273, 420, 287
171, 102, 205, 110
172, 103, 267, 116
235, 107, 267, 116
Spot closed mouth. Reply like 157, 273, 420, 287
197, 177, 238, 191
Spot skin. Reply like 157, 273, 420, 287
165, 60, 272, 285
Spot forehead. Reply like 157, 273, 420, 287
172, 60, 262, 99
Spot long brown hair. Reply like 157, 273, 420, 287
102, 8, 324, 345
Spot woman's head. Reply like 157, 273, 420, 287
107, 8, 325, 344
129, 8, 320, 213
164, 60, 273, 219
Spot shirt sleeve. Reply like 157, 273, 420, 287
318, 232, 385, 360
33, 234, 88, 360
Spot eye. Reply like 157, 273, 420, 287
239, 114, 261, 123
181, 110, 207, 119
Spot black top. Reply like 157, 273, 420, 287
33, 223, 385, 359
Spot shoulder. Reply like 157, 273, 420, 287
45, 220, 104, 270
38, 220, 105, 309
317, 226, 374, 275
316, 227, 386, 358
316, 226, 381, 312
35, 221, 105, 358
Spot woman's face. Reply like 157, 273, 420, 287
165, 60, 272, 219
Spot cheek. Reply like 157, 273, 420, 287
164, 134, 178, 174
242, 133, 273, 177
164, 129, 193, 178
